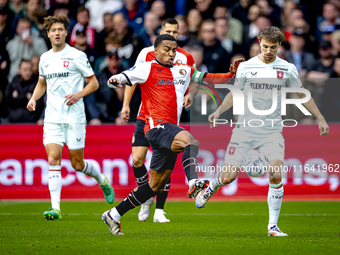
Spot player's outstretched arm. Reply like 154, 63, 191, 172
208, 92, 233, 128
64, 76, 99, 106
296, 92, 329, 135
27, 78, 47, 111
121, 85, 137, 122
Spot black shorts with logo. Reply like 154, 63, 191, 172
146, 123, 186, 171
132, 119, 150, 147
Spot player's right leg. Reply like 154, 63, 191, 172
43, 123, 65, 220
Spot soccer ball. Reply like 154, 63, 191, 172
241, 150, 269, 177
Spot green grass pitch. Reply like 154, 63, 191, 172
0, 201, 339, 255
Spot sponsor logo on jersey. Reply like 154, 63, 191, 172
45, 72, 70, 79
273, 67, 288, 72
250, 83, 283, 90
176, 59, 182, 64
251, 72, 257, 77
63, 61, 69, 68
179, 69, 187, 75
228, 146, 236, 155
156, 79, 185, 85
277, 71, 284, 80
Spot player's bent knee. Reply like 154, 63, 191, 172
47, 156, 61, 166
269, 176, 282, 184
71, 159, 84, 172
132, 156, 144, 168
220, 177, 236, 185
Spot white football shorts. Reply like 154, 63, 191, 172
224, 131, 285, 168
43, 123, 86, 150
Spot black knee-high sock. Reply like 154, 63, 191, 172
133, 165, 148, 186
156, 177, 171, 209
182, 145, 199, 181
116, 183, 158, 217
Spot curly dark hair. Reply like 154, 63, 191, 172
257, 26, 285, 43
43, 13, 70, 32
154, 34, 177, 48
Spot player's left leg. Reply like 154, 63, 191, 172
153, 177, 171, 223
67, 123, 114, 204
258, 133, 287, 237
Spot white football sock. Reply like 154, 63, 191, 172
209, 172, 224, 191
267, 182, 283, 230
109, 207, 121, 222
154, 208, 164, 215
188, 179, 198, 189
48, 166, 62, 212
82, 160, 105, 185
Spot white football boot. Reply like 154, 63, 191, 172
195, 186, 215, 208
268, 225, 288, 237
153, 210, 170, 223
101, 210, 124, 235
138, 198, 154, 221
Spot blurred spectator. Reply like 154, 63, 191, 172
150, 0, 167, 20
5, 59, 43, 123
321, 55, 340, 122
30, 55, 39, 80
0, 45, 9, 92
190, 44, 207, 72
194, 0, 216, 20
6, 17, 47, 82
199, 19, 230, 73
73, 25, 98, 68
85, 0, 123, 32
18, 0, 43, 37
231, 53, 245, 64
187, 8, 202, 45
317, 3, 340, 42
85, 47, 125, 124
232, 0, 252, 24
243, 15, 271, 58
286, 30, 315, 76
215, 17, 239, 56
249, 41, 261, 58
0, 0, 17, 32
284, 8, 304, 43
293, 18, 318, 55
243, 5, 260, 51
277, 44, 287, 60
117, 0, 147, 33
321, 24, 337, 42
95, 12, 114, 57
69, 6, 95, 49
139, 11, 161, 47
281, 0, 298, 28
175, 15, 190, 47
0, 5, 14, 48
9, 0, 25, 16
112, 12, 146, 67
213, 3, 243, 45
307, 40, 334, 81
49, 3, 76, 30
331, 30, 340, 56
256, 0, 281, 27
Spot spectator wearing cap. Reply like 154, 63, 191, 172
6, 17, 47, 82
69, 6, 95, 49
85, 0, 122, 32
317, 3, 340, 42
286, 29, 315, 77
331, 30, 340, 56
85, 47, 125, 124
320, 55, 340, 122
0, 5, 14, 48
73, 25, 98, 68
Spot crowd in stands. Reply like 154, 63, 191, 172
0, 0, 340, 124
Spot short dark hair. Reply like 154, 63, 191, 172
19, 59, 31, 67
257, 26, 285, 43
161, 18, 179, 29
154, 34, 177, 48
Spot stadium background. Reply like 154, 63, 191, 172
0, 0, 340, 201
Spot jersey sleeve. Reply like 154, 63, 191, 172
38, 57, 45, 80
234, 62, 246, 90
287, 64, 303, 88
187, 53, 196, 68
134, 48, 146, 65
189, 67, 234, 85
121, 63, 150, 86
75, 52, 95, 78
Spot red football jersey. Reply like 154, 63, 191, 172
134, 46, 196, 121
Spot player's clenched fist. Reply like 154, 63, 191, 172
208, 111, 220, 129
27, 98, 36, 111
107, 77, 123, 89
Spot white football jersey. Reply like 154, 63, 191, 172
39, 44, 94, 123
234, 55, 302, 135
